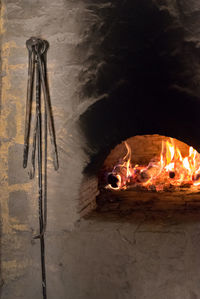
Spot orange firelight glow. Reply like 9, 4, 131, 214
107, 139, 200, 191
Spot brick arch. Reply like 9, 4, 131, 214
80, 86, 200, 175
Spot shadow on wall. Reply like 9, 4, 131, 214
78, 0, 200, 174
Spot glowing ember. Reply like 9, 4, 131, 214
106, 139, 200, 191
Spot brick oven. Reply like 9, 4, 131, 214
1, 0, 200, 298
79, 0, 200, 216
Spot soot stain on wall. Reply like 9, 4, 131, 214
79, 0, 200, 174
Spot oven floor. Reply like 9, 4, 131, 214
97, 189, 200, 214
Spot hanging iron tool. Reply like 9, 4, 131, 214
23, 37, 59, 299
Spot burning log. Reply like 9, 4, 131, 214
105, 139, 200, 191
136, 165, 160, 183
193, 173, 200, 182
138, 170, 149, 182
107, 173, 120, 189
169, 171, 175, 179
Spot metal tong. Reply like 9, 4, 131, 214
23, 37, 59, 172
23, 37, 59, 299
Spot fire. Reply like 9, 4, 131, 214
106, 139, 200, 191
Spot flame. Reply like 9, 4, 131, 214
106, 139, 200, 191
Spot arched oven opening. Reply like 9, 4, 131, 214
78, 0, 200, 217
79, 89, 200, 217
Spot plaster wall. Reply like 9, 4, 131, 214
0, 0, 96, 297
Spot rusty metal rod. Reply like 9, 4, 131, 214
23, 45, 35, 168
35, 54, 47, 299
37, 50, 59, 171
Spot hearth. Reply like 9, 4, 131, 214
79, 136, 200, 217
78, 0, 200, 216
79, 84, 200, 216
104, 135, 200, 192
95, 135, 200, 215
